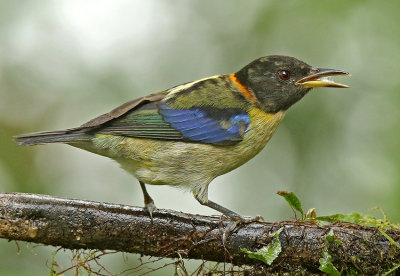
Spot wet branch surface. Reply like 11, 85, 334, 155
1, 192, 400, 274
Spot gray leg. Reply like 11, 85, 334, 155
139, 181, 156, 219
193, 185, 262, 243
193, 186, 262, 221
200, 199, 242, 219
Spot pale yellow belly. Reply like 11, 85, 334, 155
82, 109, 285, 193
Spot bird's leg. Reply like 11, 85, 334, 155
193, 186, 262, 242
139, 181, 156, 219
202, 200, 243, 220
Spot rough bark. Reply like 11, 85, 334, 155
0, 192, 399, 274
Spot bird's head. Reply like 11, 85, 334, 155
235, 55, 349, 113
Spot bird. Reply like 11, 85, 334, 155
14, 55, 349, 222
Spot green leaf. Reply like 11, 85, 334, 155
319, 246, 341, 276
277, 191, 304, 217
242, 227, 284, 265
319, 229, 341, 276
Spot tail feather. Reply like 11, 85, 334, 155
14, 129, 92, 146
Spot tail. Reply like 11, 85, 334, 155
14, 129, 92, 146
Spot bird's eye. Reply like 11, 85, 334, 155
279, 70, 290, 81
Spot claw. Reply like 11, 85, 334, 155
237, 215, 264, 223
222, 221, 238, 243
222, 215, 263, 244
144, 202, 156, 220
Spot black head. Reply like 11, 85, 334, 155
235, 55, 349, 113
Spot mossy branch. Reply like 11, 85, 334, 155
1, 192, 400, 274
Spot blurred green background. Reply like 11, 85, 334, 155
1, 0, 400, 275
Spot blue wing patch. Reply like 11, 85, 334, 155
159, 105, 250, 144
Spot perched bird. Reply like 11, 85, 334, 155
15, 55, 349, 222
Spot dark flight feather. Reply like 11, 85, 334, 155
14, 83, 251, 146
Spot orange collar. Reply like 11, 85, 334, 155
229, 73, 257, 103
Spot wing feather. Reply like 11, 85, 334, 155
76, 76, 251, 145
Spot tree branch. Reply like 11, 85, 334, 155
0, 192, 399, 274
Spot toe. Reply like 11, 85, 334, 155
145, 202, 157, 219
146, 201, 156, 211
242, 215, 263, 223
232, 215, 263, 223
222, 215, 263, 243
222, 221, 239, 244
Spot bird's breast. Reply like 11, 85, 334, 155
228, 107, 286, 169
89, 107, 285, 187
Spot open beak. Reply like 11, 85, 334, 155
295, 68, 350, 88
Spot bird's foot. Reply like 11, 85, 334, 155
144, 201, 157, 220
222, 215, 263, 243
235, 215, 264, 223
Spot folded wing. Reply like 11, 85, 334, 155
98, 102, 250, 145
